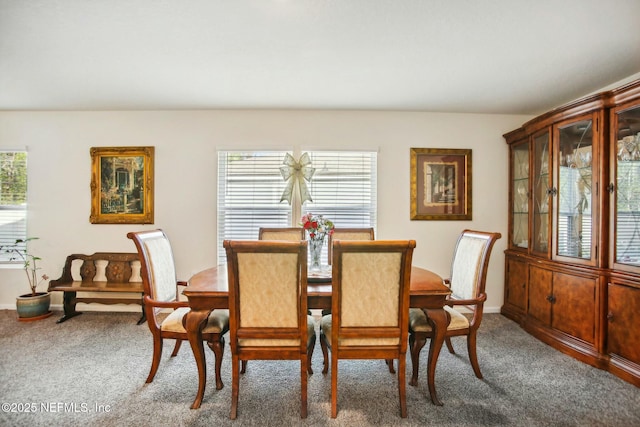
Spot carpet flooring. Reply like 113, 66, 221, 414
0, 310, 639, 426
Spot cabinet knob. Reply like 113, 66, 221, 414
546, 294, 556, 303
521, 282, 526, 289
607, 311, 614, 321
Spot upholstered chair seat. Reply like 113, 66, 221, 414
161, 307, 230, 334
408, 306, 469, 333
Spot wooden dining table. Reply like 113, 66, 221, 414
183, 265, 451, 409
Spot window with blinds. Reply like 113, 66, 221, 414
217, 151, 292, 263
217, 150, 377, 265
0, 151, 28, 262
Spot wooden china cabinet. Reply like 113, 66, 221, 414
502, 79, 640, 386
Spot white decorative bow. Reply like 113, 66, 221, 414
279, 153, 315, 204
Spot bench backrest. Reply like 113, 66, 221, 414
49, 253, 142, 285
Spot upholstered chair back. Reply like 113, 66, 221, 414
258, 227, 305, 241
329, 240, 415, 348
448, 231, 496, 301
328, 227, 375, 264
129, 229, 178, 305
237, 250, 301, 347
339, 251, 402, 346
225, 240, 309, 349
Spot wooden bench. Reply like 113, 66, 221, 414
48, 252, 145, 324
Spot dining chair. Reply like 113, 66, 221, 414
408, 229, 501, 385
127, 229, 230, 402
325, 227, 397, 371
319, 240, 416, 418
237, 226, 307, 374
224, 239, 315, 419
258, 227, 305, 241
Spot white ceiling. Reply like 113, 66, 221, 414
1, 0, 639, 115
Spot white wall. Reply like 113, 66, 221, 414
0, 109, 530, 312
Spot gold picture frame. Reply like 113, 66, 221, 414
90, 146, 155, 224
410, 148, 472, 220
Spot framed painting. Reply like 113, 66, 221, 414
90, 146, 155, 224
410, 148, 472, 220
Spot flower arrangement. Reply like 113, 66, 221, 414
300, 213, 334, 240
0, 237, 49, 296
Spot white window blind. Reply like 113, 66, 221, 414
301, 151, 377, 227
301, 150, 378, 264
217, 150, 378, 265
0, 151, 28, 262
217, 151, 292, 263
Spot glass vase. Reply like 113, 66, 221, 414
309, 235, 325, 272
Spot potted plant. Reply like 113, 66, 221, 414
0, 237, 51, 321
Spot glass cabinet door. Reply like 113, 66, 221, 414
533, 130, 551, 255
556, 118, 594, 260
511, 140, 529, 249
613, 104, 640, 269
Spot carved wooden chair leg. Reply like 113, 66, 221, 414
230, 354, 240, 419
137, 298, 146, 325
207, 335, 226, 390
301, 358, 309, 418
445, 336, 455, 354
146, 335, 163, 383
409, 332, 427, 386
320, 332, 329, 374
171, 339, 182, 357
467, 331, 483, 379
385, 359, 395, 373
307, 333, 316, 375
398, 355, 407, 418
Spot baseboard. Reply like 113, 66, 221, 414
0, 304, 505, 314
0, 303, 141, 313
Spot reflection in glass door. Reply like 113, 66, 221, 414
533, 131, 550, 255
557, 120, 593, 259
614, 106, 640, 267
511, 141, 529, 249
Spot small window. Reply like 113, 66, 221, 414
0, 151, 28, 263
